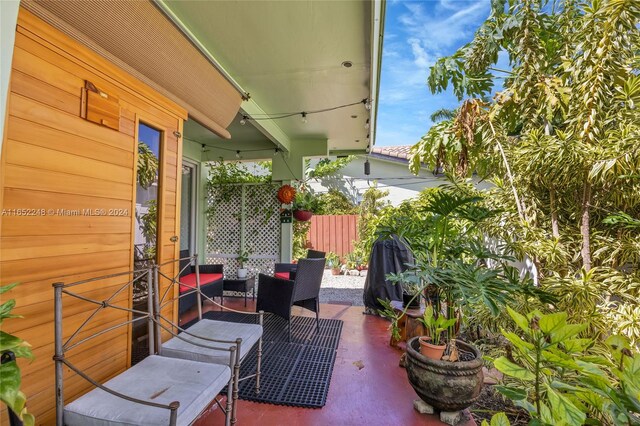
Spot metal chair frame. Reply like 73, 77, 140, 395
153, 254, 264, 424
53, 267, 236, 426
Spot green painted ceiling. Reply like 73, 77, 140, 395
163, 0, 375, 153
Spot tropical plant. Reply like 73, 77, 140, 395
237, 249, 251, 268
293, 191, 319, 213
380, 184, 552, 354
413, 0, 640, 271
409, 0, 640, 349
387, 271, 421, 297
137, 141, 158, 189
492, 308, 640, 426
325, 252, 341, 269
315, 190, 358, 215
418, 305, 457, 346
481, 413, 511, 426
137, 199, 157, 259
292, 220, 312, 260
0, 283, 35, 426
352, 184, 390, 261
344, 251, 365, 270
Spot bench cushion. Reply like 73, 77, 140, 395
64, 355, 230, 426
179, 273, 223, 293
161, 319, 263, 365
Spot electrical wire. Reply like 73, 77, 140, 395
243, 98, 369, 121
184, 137, 275, 154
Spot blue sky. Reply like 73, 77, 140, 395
376, 0, 493, 147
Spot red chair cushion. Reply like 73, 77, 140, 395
179, 273, 223, 293
274, 272, 291, 280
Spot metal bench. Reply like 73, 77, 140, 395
53, 268, 236, 426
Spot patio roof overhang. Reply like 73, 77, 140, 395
155, 0, 385, 158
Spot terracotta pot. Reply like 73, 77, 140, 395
331, 267, 341, 275
405, 337, 484, 412
418, 337, 446, 360
293, 210, 313, 221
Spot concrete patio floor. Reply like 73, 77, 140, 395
188, 298, 476, 426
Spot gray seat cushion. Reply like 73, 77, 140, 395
64, 355, 230, 426
161, 319, 262, 365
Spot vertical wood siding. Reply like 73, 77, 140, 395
307, 215, 359, 257
0, 9, 186, 425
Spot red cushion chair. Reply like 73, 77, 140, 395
178, 250, 224, 316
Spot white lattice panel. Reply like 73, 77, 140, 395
206, 183, 280, 296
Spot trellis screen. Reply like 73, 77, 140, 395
206, 183, 281, 290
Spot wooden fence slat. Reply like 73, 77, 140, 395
306, 215, 358, 257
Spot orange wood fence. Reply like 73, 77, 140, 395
306, 215, 359, 256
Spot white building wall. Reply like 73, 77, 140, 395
308, 156, 492, 206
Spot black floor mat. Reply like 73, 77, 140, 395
184, 311, 343, 408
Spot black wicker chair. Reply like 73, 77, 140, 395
257, 257, 326, 341
178, 250, 224, 316
273, 249, 325, 281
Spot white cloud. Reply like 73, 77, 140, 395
407, 37, 432, 69
377, 0, 493, 146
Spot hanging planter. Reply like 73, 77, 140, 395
292, 191, 318, 222
293, 209, 313, 221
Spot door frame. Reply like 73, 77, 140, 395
181, 158, 199, 256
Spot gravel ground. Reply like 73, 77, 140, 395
318, 269, 367, 306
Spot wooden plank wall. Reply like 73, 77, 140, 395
307, 215, 359, 257
0, 9, 186, 425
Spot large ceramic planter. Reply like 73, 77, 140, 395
405, 337, 484, 412
293, 209, 313, 221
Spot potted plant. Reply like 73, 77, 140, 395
236, 249, 251, 278
380, 185, 550, 414
292, 191, 318, 221
416, 305, 457, 359
326, 252, 341, 275
387, 271, 422, 309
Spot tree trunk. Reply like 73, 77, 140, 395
580, 181, 592, 271
550, 187, 560, 238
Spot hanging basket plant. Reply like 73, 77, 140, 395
292, 209, 313, 221
292, 191, 318, 222
277, 184, 296, 204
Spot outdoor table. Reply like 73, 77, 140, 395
223, 276, 256, 307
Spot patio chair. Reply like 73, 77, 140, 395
257, 257, 326, 341
152, 256, 264, 425
178, 249, 224, 316
274, 249, 325, 280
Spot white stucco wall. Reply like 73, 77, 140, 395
308, 156, 492, 206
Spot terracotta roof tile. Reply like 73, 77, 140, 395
370, 145, 413, 161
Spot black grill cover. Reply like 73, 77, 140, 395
363, 234, 415, 312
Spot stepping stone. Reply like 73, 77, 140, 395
413, 399, 434, 414
482, 366, 503, 385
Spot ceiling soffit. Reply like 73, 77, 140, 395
162, 0, 375, 152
